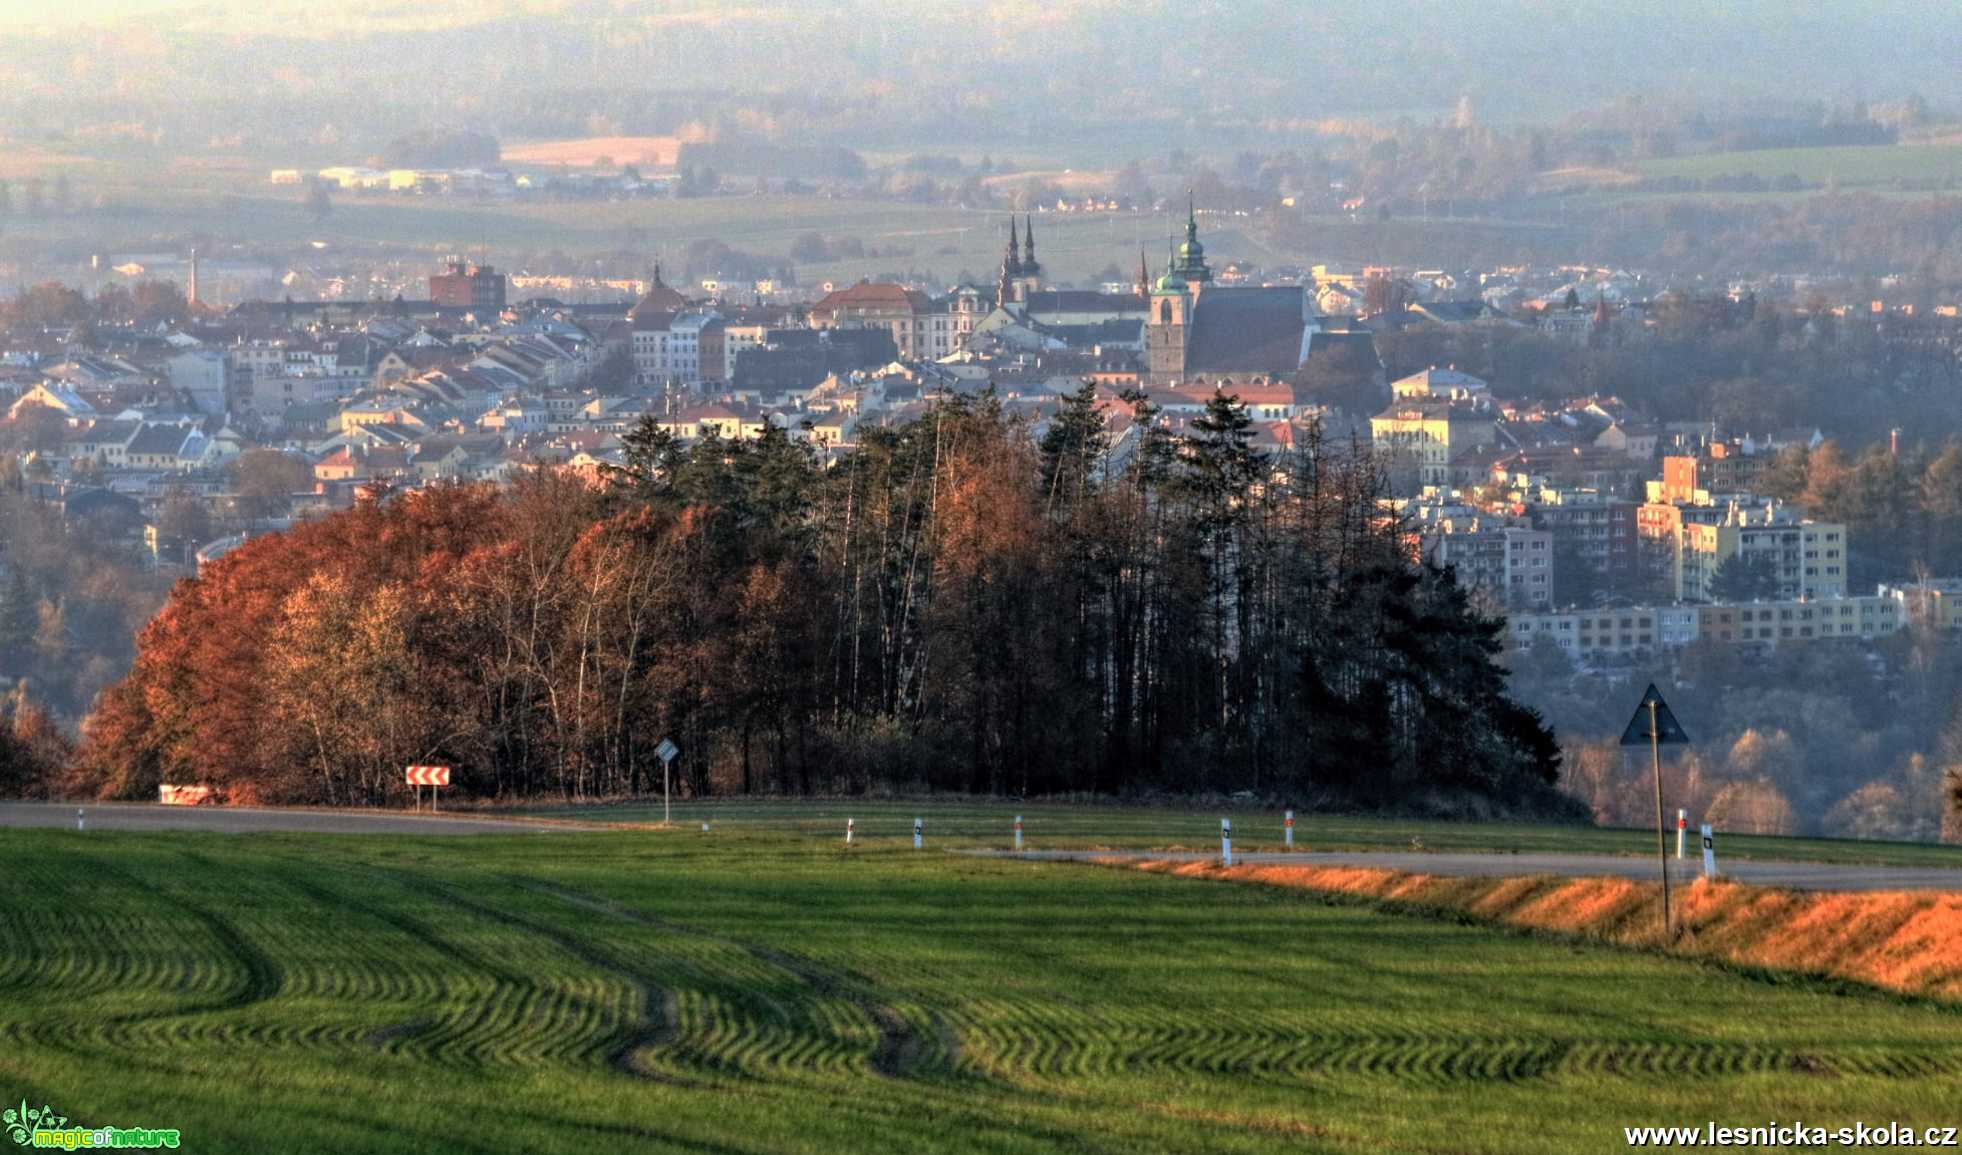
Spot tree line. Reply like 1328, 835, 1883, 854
73, 389, 1570, 813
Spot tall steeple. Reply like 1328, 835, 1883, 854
1174, 191, 1210, 284
1021, 216, 1038, 276
998, 219, 1021, 309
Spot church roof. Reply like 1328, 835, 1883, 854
627, 266, 688, 320
1184, 287, 1308, 376
1020, 290, 1143, 314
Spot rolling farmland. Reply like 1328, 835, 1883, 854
3, 828, 1960, 1153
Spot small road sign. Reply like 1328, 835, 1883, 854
1619, 684, 1689, 747
655, 738, 679, 764
405, 765, 452, 786
406, 765, 451, 813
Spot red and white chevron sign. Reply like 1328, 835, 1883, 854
405, 765, 452, 786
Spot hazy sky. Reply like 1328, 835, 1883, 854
2, 0, 1956, 128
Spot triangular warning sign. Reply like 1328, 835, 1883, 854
1620, 683, 1690, 746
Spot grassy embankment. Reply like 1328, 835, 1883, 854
1133, 859, 1962, 1001
2, 829, 1959, 1154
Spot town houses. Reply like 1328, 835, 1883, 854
1, 222, 1959, 674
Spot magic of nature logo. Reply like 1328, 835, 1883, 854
6, 1098, 181, 1150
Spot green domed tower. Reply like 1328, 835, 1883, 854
1173, 193, 1212, 284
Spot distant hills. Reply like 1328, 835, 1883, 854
0, 1, 1957, 152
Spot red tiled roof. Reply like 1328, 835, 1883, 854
809, 282, 930, 317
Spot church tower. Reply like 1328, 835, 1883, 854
1144, 240, 1190, 384
1172, 193, 1211, 284
1014, 216, 1042, 301
996, 219, 1023, 309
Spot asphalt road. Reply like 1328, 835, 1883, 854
973, 849, 1962, 892
0, 801, 570, 835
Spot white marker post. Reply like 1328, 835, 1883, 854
913, 816, 923, 850
846, 817, 854, 846
1700, 824, 1717, 879
76, 808, 84, 833
1284, 809, 1294, 850
1676, 809, 1687, 859
1013, 815, 1023, 852
1221, 818, 1233, 867
654, 738, 680, 827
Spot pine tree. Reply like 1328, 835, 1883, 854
1038, 380, 1105, 512
0, 570, 33, 672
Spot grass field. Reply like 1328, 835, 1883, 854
1629, 143, 1962, 188
0, 147, 1282, 286
3, 829, 1960, 1153
512, 798, 1962, 868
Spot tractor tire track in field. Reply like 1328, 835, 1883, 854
511, 878, 959, 1082
340, 863, 692, 1082
0, 851, 314, 1066
11, 852, 1954, 1096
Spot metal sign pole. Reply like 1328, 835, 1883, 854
654, 738, 679, 827
1650, 700, 1670, 939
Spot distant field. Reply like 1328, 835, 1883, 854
3, 831, 1960, 1154
502, 135, 686, 168
0, 150, 1260, 284
513, 797, 1962, 868
1630, 143, 1962, 187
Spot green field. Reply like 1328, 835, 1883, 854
513, 798, 1962, 868
3, 829, 1960, 1153
0, 147, 1283, 286
1630, 143, 1962, 188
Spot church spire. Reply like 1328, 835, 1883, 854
1022, 215, 1037, 274
1174, 190, 1210, 283
1004, 218, 1022, 275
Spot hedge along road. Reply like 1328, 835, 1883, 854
977, 848, 1962, 892
0, 801, 579, 835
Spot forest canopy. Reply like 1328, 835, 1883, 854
77, 391, 1571, 816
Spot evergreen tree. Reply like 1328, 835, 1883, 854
0, 569, 33, 671
1709, 552, 1781, 601
1038, 380, 1105, 511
